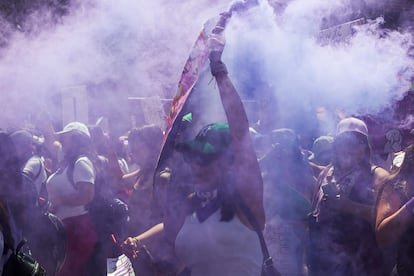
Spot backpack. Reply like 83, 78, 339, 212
3, 239, 46, 276
68, 155, 129, 238
68, 155, 129, 275
20, 157, 66, 275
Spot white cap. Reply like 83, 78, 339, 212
336, 117, 368, 137
55, 122, 90, 138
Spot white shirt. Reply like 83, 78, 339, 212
23, 156, 47, 196
46, 156, 95, 220
175, 209, 262, 276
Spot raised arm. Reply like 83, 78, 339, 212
209, 49, 265, 229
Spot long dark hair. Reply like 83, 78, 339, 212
213, 150, 237, 222
128, 125, 163, 183
219, 164, 237, 222
128, 125, 163, 164
259, 128, 314, 197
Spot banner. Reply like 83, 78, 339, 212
155, 0, 259, 172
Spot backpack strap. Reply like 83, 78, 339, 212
310, 166, 333, 222
21, 157, 43, 182
33, 158, 43, 181
66, 154, 94, 188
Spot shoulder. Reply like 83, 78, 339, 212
75, 156, 94, 168
25, 155, 42, 167
372, 166, 390, 191
73, 156, 95, 184
377, 178, 407, 213
23, 156, 43, 175
373, 166, 389, 179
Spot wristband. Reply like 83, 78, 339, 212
405, 197, 414, 216
210, 61, 228, 77
133, 238, 143, 248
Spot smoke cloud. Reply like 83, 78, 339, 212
223, 0, 414, 136
0, 0, 233, 128
0, 0, 413, 135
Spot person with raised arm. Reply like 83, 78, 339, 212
121, 20, 266, 275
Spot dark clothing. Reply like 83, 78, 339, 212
59, 214, 98, 276
385, 179, 414, 276
395, 224, 414, 276
309, 166, 384, 276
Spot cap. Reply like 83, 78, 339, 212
55, 122, 91, 138
336, 117, 368, 137
176, 123, 231, 155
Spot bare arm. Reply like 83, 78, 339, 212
121, 169, 187, 271
373, 167, 390, 194
132, 223, 164, 244
376, 184, 412, 248
211, 53, 265, 230
101, 136, 132, 191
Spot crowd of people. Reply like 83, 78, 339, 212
1, 29, 414, 276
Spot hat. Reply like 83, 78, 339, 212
336, 117, 368, 137
55, 122, 91, 138
176, 123, 231, 155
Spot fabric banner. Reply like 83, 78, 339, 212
159, 16, 219, 157
155, 0, 259, 171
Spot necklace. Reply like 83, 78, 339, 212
196, 189, 218, 208
194, 189, 220, 222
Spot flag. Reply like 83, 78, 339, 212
155, 0, 259, 170
151, 0, 260, 214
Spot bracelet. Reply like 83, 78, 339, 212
210, 61, 228, 77
405, 197, 414, 216
133, 238, 143, 248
